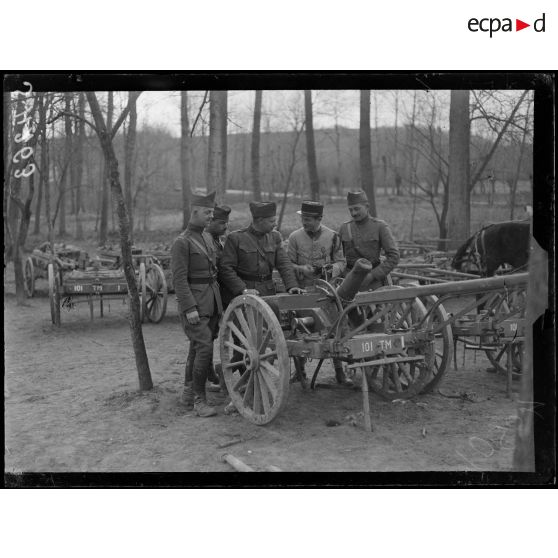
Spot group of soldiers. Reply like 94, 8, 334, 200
170, 189, 400, 417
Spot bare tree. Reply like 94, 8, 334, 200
304, 90, 320, 201
180, 91, 192, 228
508, 94, 532, 219
5, 90, 39, 303
208, 90, 227, 198
86, 91, 153, 391
251, 90, 263, 201
277, 115, 305, 231
447, 90, 471, 250
469, 90, 529, 193
124, 91, 138, 241
74, 92, 85, 240
359, 90, 377, 217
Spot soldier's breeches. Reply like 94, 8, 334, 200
181, 314, 219, 398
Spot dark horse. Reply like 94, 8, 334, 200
452, 220, 530, 277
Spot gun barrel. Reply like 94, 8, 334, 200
354, 272, 528, 305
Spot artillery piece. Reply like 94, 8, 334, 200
218, 262, 528, 428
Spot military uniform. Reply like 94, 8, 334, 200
339, 215, 399, 289
171, 193, 222, 406
219, 222, 297, 297
287, 225, 345, 288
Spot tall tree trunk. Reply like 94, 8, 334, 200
304, 90, 320, 201
4, 92, 12, 254
75, 92, 85, 240
509, 99, 531, 220
393, 91, 400, 195
251, 90, 262, 201
99, 91, 113, 245
86, 92, 153, 391
359, 90, 377, 217
8, 93, 37, 303
208, 90, 227, 198
124, 91, 138, 241
447, 90, 470, 250
180, 91, 192, 229
221, 91, 228, 192
34, 93, 49, 236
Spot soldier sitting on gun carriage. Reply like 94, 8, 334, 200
287, 200, 346, 287
287, 200, 353, 386
338, 190, 399, 292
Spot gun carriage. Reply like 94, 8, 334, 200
218, 261, 528, 429
47, 246, 168, 326
97, 247, 168, 324
23, 242, 87, 298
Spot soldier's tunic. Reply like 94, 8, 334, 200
287, 225, 346, 288
339, 215, 399, 289
219, 225, 298, 297
171, 223, 222, 396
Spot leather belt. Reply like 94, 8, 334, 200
238, 271, 272, 282
188, 276, 217, 284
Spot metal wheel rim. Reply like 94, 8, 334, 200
24, 257, 35, 298
138, 262, 147, 322
48, 263, 60, 326
219, 294, 290, 425
356, 293, 432, 400
420, 294, 454, 393
144, 263, 168, 323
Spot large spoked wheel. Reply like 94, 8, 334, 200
420, 294, 454, 393
219, 294, 290, 425
48, 263, 61, 326
139, 262, 167, 323
484, 290, 525, 374
354, 288, 433, 400
24, 257, 35, 298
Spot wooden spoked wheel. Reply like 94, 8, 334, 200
24, 257, 35, 298
48, 263, 61, 326
219, 294, 290, 425
139, 262, 167, 323
354, 289, 433, 400
484, 289, 525, 374
420, 294, 454, 393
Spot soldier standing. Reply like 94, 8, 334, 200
171, 191, 222, 417
219, 201, 303, 297
339, 190, 399, 291
287, 200, 352, 386
205, 204, 231, 391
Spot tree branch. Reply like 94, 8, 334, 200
110, 91, 142, 139
190, 91, 209, 137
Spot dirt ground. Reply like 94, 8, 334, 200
4, 266, 525, 475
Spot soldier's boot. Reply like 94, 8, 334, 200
180, 382, 194, 409
334, 363, 354, 387
194, 396, 217, 417
206, 364, 222, 392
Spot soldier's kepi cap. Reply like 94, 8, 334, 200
213, 204, 231, 222
297, 200, 323, 217
347, 190, 369, 205
249, 201, 276, 218
191, 190, 216, 208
